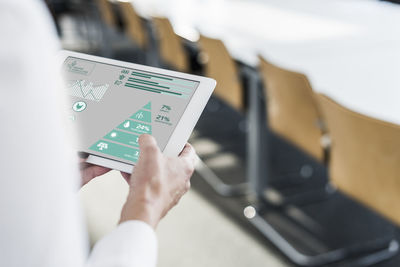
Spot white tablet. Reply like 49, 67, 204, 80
58, 50, 215, 173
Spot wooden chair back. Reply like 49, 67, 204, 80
198, 35, 243, 111
97, 0, 116, 27
316, 94, 400, 225
152, 17, 188, 72
259, 57, 324, 161
117, 2, 147, 49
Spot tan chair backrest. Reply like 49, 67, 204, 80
258, 57, 324, 161
198, 35, 243, 111
316, 94, 400, 225
152, 17, 188, 72
97, 0, 116, 27
117, 2, 147, 49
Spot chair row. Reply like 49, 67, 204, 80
96, 0, 189, 71
197, 24, 400, 232
198, 32, 400, 265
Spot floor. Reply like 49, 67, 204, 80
79, 170, 287, 267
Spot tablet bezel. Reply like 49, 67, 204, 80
58, 50, 216, 173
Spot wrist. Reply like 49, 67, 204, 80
120, 195, 160, 229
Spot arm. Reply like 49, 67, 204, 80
120, 135, 195, 228
87, 135, 196, 267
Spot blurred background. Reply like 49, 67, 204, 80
44, 0, 400, 266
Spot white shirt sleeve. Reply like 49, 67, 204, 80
0, 1, 157, 267
88, 221, 158, 267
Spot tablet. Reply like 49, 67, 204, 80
58, 50, 215, 173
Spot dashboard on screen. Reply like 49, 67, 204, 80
62, 57, 200, 164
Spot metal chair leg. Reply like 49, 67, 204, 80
244, 205, 399, 266
195, 157, 249, 197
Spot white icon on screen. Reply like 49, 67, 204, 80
135, 112, 144, 119
97, 142, 108, 151
123, 121, 130, 128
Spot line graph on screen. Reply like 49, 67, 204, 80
68, 79, 109, 102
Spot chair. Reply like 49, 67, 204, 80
316, 94, 400, 225
259, 56, 324, 161
96, 0, 116, 28
193, 35, 258, 197
117, 2, 147, 50
245, 93, 399, 266
152, 17, 189, 72
198, 35, 244, 111
95, 0, 148, 63
94, 0, 124, 58
257, 57, 328, 203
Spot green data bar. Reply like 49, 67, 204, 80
125, 83, 161, 94
154, 78, 197, 87
127, 78, 170, 89
128, 77, 158, 85
131, 72, 152, 79
130, 109, 152, 123
117, 120, 152, 135
89, 140, 139, 163
131, 71, 173, 81
125, 83, 182, 96
103, 130, 139, 148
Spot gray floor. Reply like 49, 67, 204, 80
79, 170, 287, 267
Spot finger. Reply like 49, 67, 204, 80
185, 180, 191, 191
120, 171, 131, 184
179, 143, 196, 158
179, 143, 197, 166
138, 134, 160, 159
79, 161, 92, 170
79, 156, 90, 164
82, 165, 111, 180
139, 134, 157, 148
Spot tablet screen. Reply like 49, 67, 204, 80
62, 57, 199, 165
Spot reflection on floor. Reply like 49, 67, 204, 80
79, 170, 287, 267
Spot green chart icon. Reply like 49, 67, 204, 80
89, 102, 152, 163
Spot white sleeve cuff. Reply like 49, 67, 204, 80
87, 220, 157, 267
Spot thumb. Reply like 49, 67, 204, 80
138, 134, 160, 159
139, 134, 157, 147
131, 135, 160, 186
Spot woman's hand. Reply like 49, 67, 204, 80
79, 157, 111, 187
120, 134, 196, 229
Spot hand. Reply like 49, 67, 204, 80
120, 134, 196, 229
79, 157, 111, 186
